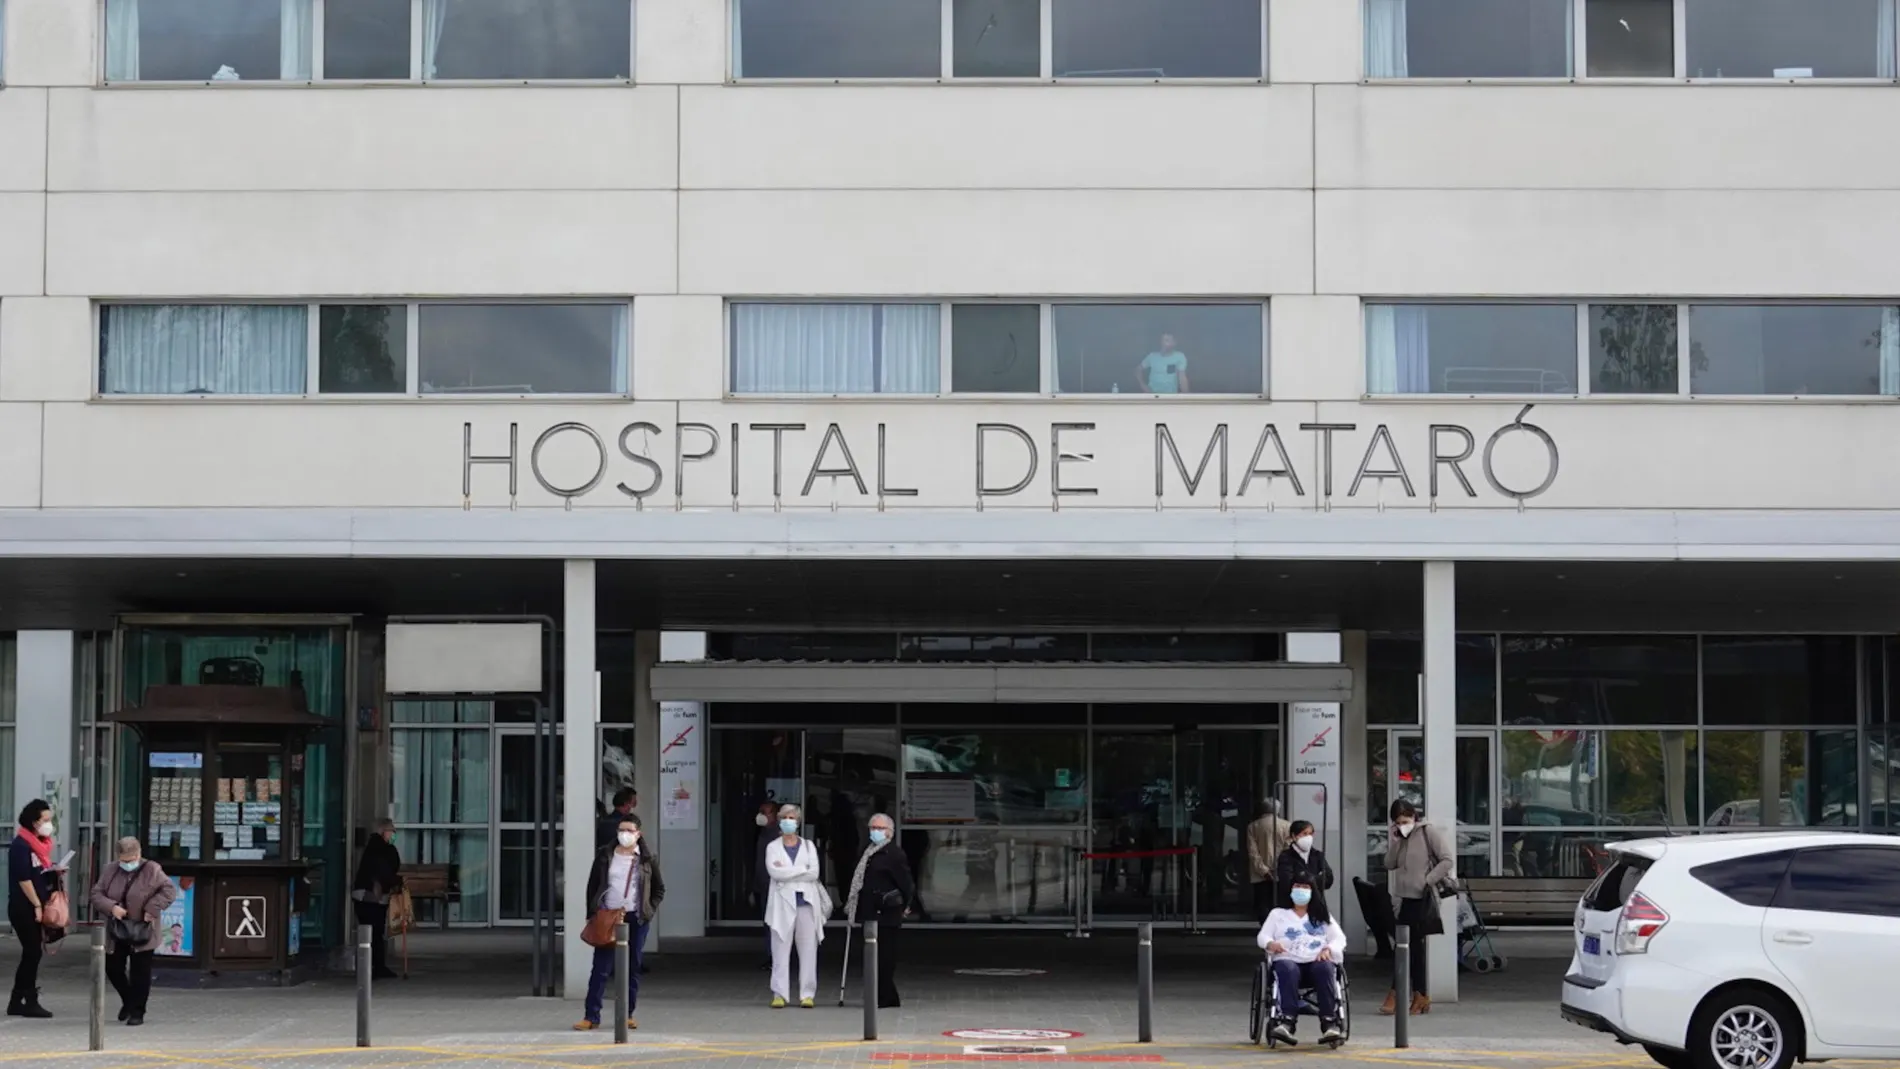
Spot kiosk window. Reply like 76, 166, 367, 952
147, 752, 205, 862
215, 751, 285, 862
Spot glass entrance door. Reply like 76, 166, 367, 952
1369, 731, 1494, 879
495, 726, 563, 924
710, 729, 801, 923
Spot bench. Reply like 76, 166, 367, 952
399, 864, 459, 931
1464, 877, 1594, 926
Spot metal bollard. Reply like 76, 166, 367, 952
862, 919, 879, 1041
89, 927, 105, 1052
356, 924, 373, 1048
613, 922, 630, 1045
1136, 922, 1154, 1044
1393, 923, 1411, 1049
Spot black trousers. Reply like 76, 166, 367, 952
8, 901, 42, 1001
1250, 881, 1275, 923
106, 946, 154, 1017
874, 920, 901, 1008
354, 900, 390, 976
1394, 896, 1433, 994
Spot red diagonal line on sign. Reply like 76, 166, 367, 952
1300, 726, 1333, 755
662, 725, 694, 753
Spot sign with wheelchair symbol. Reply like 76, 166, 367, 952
226, 896, 266, 940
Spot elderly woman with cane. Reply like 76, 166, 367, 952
842, 812, 913, 1009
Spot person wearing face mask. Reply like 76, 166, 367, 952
8, 800, 63, 1018
846, 813, 913, 1009
88, 838, 176, 1027
351, 819, 403, 981
576, 814, 664, 1031
1257, 870, 1346, 1045
1382, 799, 1453, 1016
1274, 820, 1335, 910
763, 804, 831, 1008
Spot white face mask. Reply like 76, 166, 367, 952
755, 812, 770, 827
1397, 821, 1416, 838
34, 821, 52, 838
617, 831, 638, 848
1296, 835, 1314, 852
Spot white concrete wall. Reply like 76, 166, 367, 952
1, 0, 1898, 517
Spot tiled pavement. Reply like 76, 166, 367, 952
0, 930, 1839, 1069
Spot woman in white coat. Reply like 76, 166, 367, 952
763, 803, 832, 1007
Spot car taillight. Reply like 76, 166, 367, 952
1575, 900, 1586, 932
1616, 892, 1668, 954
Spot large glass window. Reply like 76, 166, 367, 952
1366, 0, 1572, 79
1365, 304, 1577, 395
1691, 305, 1899, 397
1685, 0, 1894, 80
105, 0, 631, 82
317, 305, 406, 394
1370, 301, 1900, 398
735, 0, 1265, 79
1365, 634, 1499, 726
1500, 635, 1697, 726
100, 305, 308, 396
1585, 0, 1675, 77
903, 727, 1085, 825
1053, 304, 1264, 395
1501, 729, 1699, 826
1702, 637, 1857, 727
417, 303, 628, 395
729, 304, 939, 395
951, 305, 1041, 393
1703, 729, 1858, 827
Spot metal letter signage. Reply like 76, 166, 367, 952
460, 411, 1562, 510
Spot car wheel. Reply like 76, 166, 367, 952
1692, 992, 1798, 1069
1642, 1044, 1693, 1069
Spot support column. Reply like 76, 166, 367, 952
1285, 633, 1343, 877
14, 632, 75, 818
562, 562, 598, 999
1421, 563, 1459, 1003
655, 633, 708, 941
1339, 631, 1370, 954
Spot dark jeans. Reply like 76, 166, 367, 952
1251, 881, 1275, 923
353, 900, 390, 976
583, 920, 648, 1024
874, 920, 901, 1008
1395, 896, 1433, 994
8, 901, 42, 1001
1272, 958, 1339, 1021
106, 946, 154, 1017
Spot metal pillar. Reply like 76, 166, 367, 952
1421, 561, 1459, 1003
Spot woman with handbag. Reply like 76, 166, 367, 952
88, 837, 177, 1027
846, 813, 914, 1009
764, 803, 830, 1008
574, 813, 664, 1031
1381, 798, 1455, 1017
8, 799, 64, 1019
351, 819, 403, 981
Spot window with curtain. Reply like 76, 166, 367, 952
730, 303, 940, 394
100, 305, 308, 395
1690, 304, 1899, 396
1365, 303, 1576, 394
105, 0, 314, 82
0, 0, 9, 84
1365, 0, 1572, 78
390, 700, 492, 923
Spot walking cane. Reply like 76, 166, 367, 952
837, 921, 854, 1006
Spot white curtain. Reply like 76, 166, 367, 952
281, 0, 313, 79
1881, 307, 1900, 395
1881, 0, 1897, 78
611, 305, 631, 394
731, 304, 938, 394
1365, 0, 1408, 78
102, 305, 308, 395
105, 0, 141, 81
422, 0, 451, 79
1564, 0, 1577, 77
1365, 304, 1432, 393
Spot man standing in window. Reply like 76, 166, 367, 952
1137, 334, 1191, 394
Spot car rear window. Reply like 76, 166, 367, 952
1690, 849, 1795, 907
1583, 857, 1652, 911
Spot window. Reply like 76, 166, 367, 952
1691, 305, 1899, 397
1686, 0, 1895, 80
1703, 729, 1858, 827
1701, 637, 1857, 727
105, 0, 631, 82
1501, 729, 1700, 824
1500, 635, 1698, 726
732, 301, 1268, 396
1366, 0, 1573, 78
734, 0, 1264, 80
1366, 303, 1577, 395
1586, 0, 1674, 77
1369, 301, 1900, 398
1775, 847, 1900, 918
1053, 304, 1264, 395
102, 302, 628, 397
1691, 849, 1793, 907
0, 0, 9, 84
1365, 634, 1499, 725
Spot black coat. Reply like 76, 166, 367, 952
1275, 845, 1334, 910
851, 845, 915, 925
352, 835, 403, 897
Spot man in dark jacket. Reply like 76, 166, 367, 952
847, 813, 915, 1008
351, 819, 402, 980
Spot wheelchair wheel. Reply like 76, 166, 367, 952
1249, 961, 1268, 1045
1491, 955, 1508, 972
1329, 966, 1352, 1048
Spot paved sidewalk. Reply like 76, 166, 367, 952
0, 930, 1822, 1069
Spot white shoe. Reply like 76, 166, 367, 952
1270, 1020, 1298, 1045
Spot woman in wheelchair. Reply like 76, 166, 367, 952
1256, 869, 1346, 1046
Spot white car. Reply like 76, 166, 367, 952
1562, 832, 1900, 1069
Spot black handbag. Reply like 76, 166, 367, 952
110, 917, 153, 946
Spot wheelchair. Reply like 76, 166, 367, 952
1249, 954, 1351, 1050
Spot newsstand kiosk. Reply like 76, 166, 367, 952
110, 684, 325, 986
